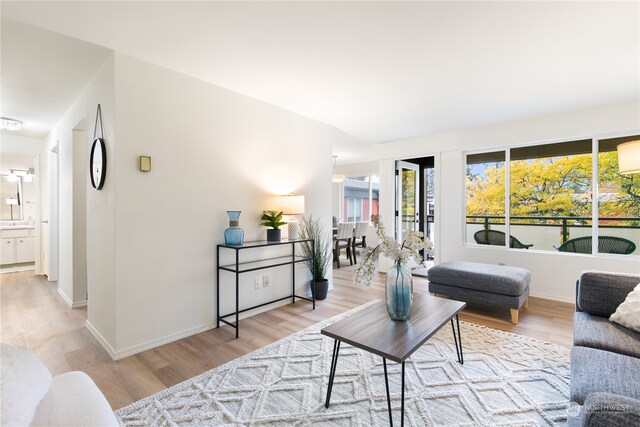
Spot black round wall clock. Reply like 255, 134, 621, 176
90, 137, 106, 190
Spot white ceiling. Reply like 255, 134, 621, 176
0, 17, 111, 138
1, 1, 639, 143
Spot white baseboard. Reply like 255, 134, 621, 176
84, 284, 323, 361
110, 322, 217, 361
57, 288, 73, 307
57, 288, 87, 308
529, 291, 575, 304
71, 300, 87, 308
85, 320, 117, 360
108, 296, 319, 360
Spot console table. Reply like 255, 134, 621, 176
216, 239, 315, 338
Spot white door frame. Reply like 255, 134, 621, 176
395, 160, 420, 244
47, 145, 59, 281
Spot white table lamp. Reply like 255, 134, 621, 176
618, 140, 640, 174
281, 195, 305, 240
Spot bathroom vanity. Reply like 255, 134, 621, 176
1, 224, 35, 265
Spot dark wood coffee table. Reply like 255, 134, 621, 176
321, 294, 466, 426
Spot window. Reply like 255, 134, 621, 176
510, 140, 593, 251
465, 135, 639, 255
342, 174, 379, 223
598, 136, 640, 252
466, 151, 506, 244
346, 198, 362, 222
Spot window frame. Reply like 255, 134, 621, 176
463, 130, 640, 257
341, 173, 380, 223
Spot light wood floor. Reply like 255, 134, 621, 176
1, 263, 574, 410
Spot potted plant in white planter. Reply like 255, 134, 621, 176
260, 210, 287, 242
299, 215, 332, 300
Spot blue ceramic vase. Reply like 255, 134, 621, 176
224, 211, 244, 245
385, 260, 413, 321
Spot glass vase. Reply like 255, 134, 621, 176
385, 260, 413, 321
224, 211, 244, 245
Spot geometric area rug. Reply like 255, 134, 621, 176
115, 302, 571, 426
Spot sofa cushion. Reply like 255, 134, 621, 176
0, 343, 52, 427
577, 271, 640, 317
610, 283, 640, 333
31, 371, 118, 427
581, 392, 640, 427
427, 261, 530, 296
571, 346, 640, 404
574, 312, 640, 359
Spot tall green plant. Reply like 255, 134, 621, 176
299, 216, 332, 282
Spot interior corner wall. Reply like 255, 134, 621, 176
72, 130, 87, 303
111, 53, 346, 356
45, 53, 117, 350
374, 101, 640, 303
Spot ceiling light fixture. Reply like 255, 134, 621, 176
0, 117, 23, 131
332, 155, 345, 183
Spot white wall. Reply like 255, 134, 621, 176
72, 130, 87, 303
346, 101, 640, 303
105, 53, 352, 357
45, 53, 116, 343
0, 134, 45, 155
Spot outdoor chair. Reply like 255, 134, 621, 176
555, 236, 636, 255
474, 229, 533, 249
334, 222, 354, 268
351, 221, 369, 264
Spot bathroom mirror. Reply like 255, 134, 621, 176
0, 175, 23, 221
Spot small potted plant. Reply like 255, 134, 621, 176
299, 215, 332, 300
260, 210, 287, 242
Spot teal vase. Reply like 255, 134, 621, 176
224, 211, 244, 245
385, 260, 413, 321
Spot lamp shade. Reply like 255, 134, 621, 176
618, 140, 640, 174
281, 195, 305, 215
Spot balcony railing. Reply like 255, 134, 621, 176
465, 215, 640, 255
466, 215, 640, 243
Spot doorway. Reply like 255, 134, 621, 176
0, 153, 39, 273
395, 156, 436, 276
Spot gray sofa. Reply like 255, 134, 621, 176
569, 271, 640, 426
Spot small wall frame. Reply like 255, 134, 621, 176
139, 156, 151, 172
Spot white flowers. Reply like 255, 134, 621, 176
354, 215, 433, 287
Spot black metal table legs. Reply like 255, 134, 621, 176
382, 358, 393, 426
325, 340, 341, 408
325, 320, 463, 426
400, 361, 405, 427
451, 314, 464, 364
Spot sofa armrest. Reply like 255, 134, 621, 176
31, 371, 118, 427
579, 392, 640, 427
576, 271, 640, 317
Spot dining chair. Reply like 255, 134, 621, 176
334, 222, 355, 268
351, 221, 369, 264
